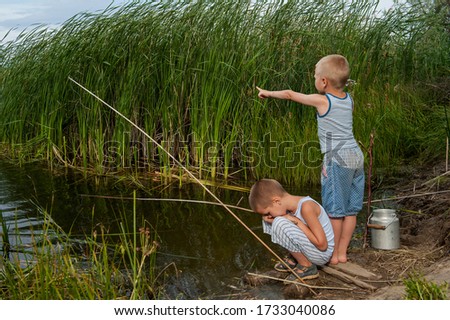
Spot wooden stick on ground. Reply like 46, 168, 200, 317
320, 266, 377, 290
246, 272, 353, 291
328, 261, 381, 280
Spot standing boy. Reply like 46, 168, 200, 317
249, 179, 334, 280
256, 54, 364, 264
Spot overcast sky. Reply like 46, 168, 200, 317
0, 0, 129, 43
0, 0, 397, 44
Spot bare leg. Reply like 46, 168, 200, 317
285, 251, 319, 281
337, 216, 356, 263
290, 251, 312, 267
329, 218, 343, 265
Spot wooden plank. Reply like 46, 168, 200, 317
328, 262, 382, 280
320, 266, 377, 290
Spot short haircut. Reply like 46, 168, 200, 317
316, 54, 350, 90
248, 179, 287, 211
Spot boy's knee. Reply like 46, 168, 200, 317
272, 217, 301, 236
272, 216, 290, 228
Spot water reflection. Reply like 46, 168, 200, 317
0, 164, 45, 266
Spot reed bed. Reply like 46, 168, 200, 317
0, 0, 448, 185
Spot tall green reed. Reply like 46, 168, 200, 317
0, 0, 448, 185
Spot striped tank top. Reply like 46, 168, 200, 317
262, 196, 334, 265
317, 93, 358, 154
294, 196, 334, 249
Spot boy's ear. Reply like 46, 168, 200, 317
271, 196, 281, 204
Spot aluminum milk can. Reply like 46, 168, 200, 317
368, 209, 400, 250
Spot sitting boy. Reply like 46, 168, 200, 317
249, 179, 334, 280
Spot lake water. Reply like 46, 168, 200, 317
0, 160, 325, 299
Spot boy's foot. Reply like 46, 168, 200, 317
329, 251, 348, 264
329, 257, 339, 265
284, 264, 319, 283
274, 255, 297, 272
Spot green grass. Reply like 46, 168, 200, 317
404, 273, 448, 300
0, 193, 159, 299
0, 0, 448, 185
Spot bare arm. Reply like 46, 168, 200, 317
283, 201, 328, 251
256, 86, 329, 115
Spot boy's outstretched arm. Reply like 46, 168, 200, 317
256, 86, 328, 115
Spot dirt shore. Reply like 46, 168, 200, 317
364, 161, 450, 299
241, 161, 450, 300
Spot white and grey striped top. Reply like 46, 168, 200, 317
317, 93, 358, 154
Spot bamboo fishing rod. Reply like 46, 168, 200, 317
68, 77, 313, 289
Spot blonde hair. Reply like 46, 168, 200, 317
248, 179, 287, 211
316, 54, 350, 90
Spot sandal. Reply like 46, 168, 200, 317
284, 264, 319, 282
274, 255, 297, 272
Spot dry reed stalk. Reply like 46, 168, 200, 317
363, 131, 375, 248
446, 137, 449, 172
366, 189, 450, 204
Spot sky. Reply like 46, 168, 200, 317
0, 0, 129, 43
0, 0, 397, 44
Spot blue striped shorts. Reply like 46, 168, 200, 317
321, 147, 365, 218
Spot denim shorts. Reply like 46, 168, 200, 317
321, 148, 365, 218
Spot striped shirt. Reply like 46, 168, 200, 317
317, 93, 358, 154
263, 197, 334, 265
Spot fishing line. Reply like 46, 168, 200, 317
68, 77, 312, 289
80, 194, 254, 213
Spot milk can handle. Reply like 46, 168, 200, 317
367, 214, 397, 229
383, 216, 398, 229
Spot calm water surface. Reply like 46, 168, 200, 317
0, 160, 323, 298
